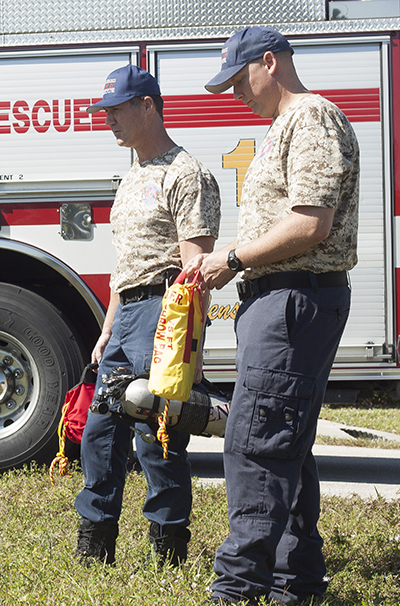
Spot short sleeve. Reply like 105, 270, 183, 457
168, 170, 221, 241
287, 112, 352, 210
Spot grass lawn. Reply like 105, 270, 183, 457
318, 390, 400, 448
1, 464, 400, 606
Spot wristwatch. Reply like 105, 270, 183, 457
227, 249, 243, 272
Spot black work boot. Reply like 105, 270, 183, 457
148, 522, 191, 566
75, 517, 119, 565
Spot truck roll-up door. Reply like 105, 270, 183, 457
149, 37, 392, 378
0, 50, 138, 189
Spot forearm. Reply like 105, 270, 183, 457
234, 206, 335, 270
91, 289, 119, 365
199, 206, 334, 290
101, 290, 119, 337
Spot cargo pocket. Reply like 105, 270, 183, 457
232, 366, 315, 459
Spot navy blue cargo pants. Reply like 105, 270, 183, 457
211, 281, 350, 605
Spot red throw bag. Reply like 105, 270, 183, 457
50, 363, 97, 485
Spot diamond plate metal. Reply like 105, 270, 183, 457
0, 0, 399, 47
282, 16, 400, 35
2, 0, 325, 32
1, 0, 324, 37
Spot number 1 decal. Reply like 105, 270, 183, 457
209, 139, 256, 322
222, 139, 255, 206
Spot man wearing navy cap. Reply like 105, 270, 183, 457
187, 27, 359, 604
74, 64, 220, 567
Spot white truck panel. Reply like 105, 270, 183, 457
156, 42, 381, 92
156, 49, 221, 94
293, 42, 381, 88
1, 224, 116, 275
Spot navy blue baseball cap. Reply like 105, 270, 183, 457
87, 64, 161, 113
205, 27, 294, 94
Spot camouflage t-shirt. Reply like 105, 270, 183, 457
110, 146, 220, 293
237, 94, 360, 279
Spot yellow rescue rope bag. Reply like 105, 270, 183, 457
148, 269, 204, 457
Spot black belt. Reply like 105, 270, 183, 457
120, 269, 181, 305
237, 270, 348, 302
120, 283, 166, 305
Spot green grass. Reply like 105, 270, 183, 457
1, 465, 400, 605
317, 390, 400, 447
320, 406, 400, 436
315, 434, 400, 448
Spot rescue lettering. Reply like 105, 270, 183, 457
0, 99, 108, 134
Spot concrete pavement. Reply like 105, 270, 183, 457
187, 419, 400, 500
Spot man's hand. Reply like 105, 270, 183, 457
198, 249, 237, 290
91, 332, 112, 368
183, 253, 208, 278
184, 250, 236, 290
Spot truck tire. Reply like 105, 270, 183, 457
0, 283, 85, 471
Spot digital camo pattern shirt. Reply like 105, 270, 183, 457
110, 146, 220, 293
237, 94, 360, 280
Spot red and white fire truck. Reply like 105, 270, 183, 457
1, 0, 400, 470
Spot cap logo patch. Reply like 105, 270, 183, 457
103, 78, 116, 95
221, 48, 228, 65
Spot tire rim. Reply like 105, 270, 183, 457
0, 331, 40, 439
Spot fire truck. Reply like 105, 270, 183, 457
1, 0, 400, 470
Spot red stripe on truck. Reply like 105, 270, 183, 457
0, 89, 380, 135
0, 201, 112, 226
163, 88, 380, 128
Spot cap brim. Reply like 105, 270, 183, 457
205, 63, 246, 94
86, 95, 136, 113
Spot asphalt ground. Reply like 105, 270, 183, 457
187, 419, 400, 500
